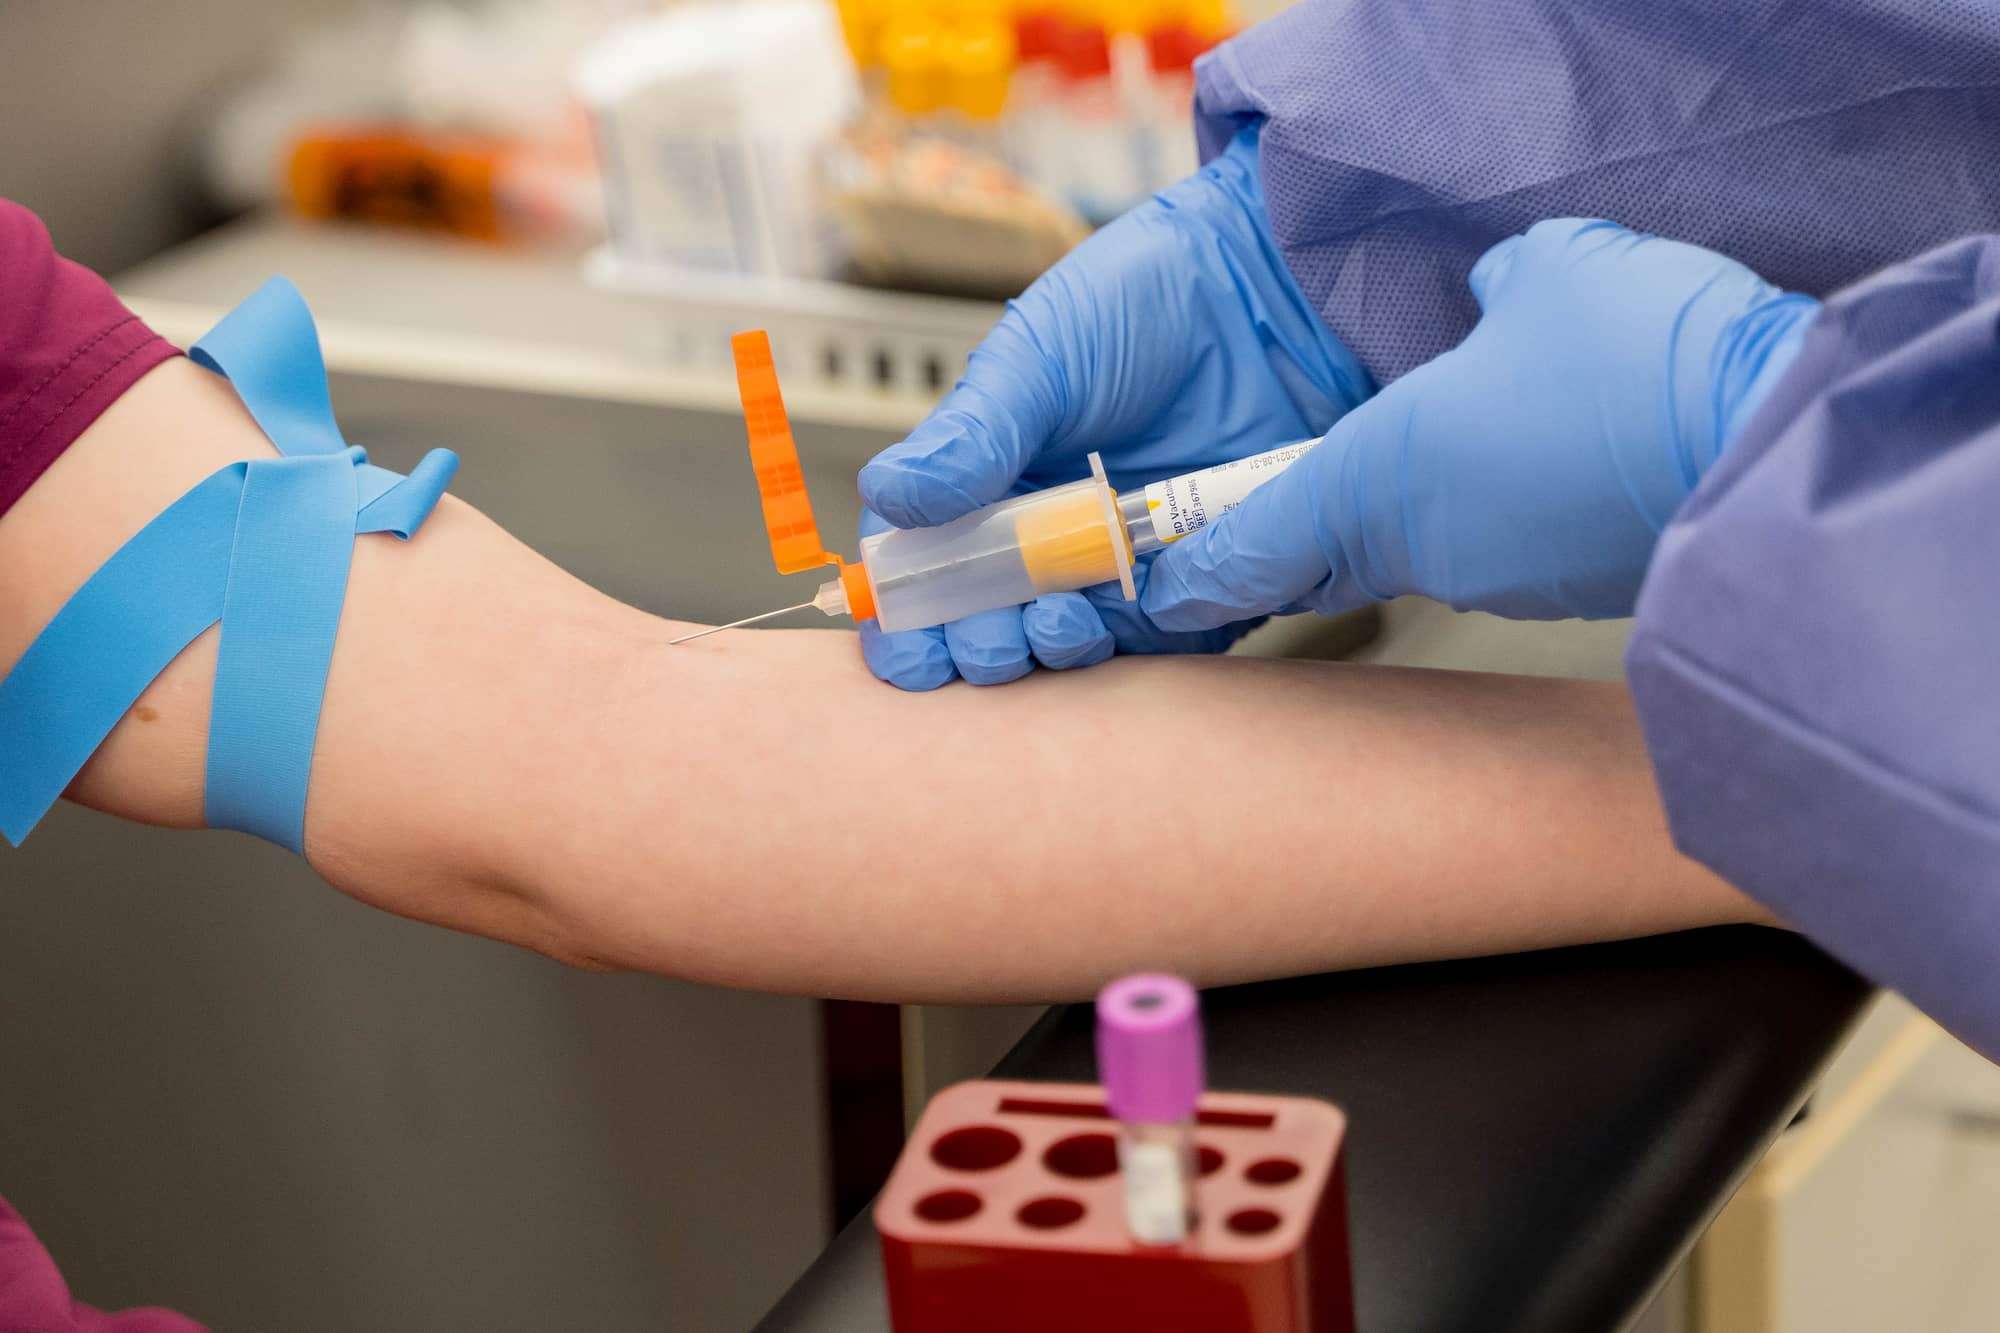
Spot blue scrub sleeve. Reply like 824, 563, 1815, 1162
1626, 236, 2000, 1062
1194, 0, 2000, 384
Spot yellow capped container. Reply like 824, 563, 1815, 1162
944, 0, 1015, 23
1184, 0, 1234, 41
835, 0, 883, 66
881, 14, 950, 113
943, 20, 1018, 120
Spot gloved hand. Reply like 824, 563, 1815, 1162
1142, 218, 1821, 629
857, 125, 1372, 690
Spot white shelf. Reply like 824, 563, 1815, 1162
115, 216, 1000, 433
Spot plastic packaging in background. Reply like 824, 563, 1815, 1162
398, 1, 638, 143
1007, 9, 1068, 192
576, 1, 861, 278
284, 124, 604, 244
833, 0, 1235, 230
286, 126, 511, 240
1054, 21, 1138, 223
1145, 22, 1205, 186
821, 127, 1089, 298
203, 0, 625, 242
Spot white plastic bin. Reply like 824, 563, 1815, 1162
576, 0, 858, 278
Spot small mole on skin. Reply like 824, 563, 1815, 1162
134, 706, 159, 723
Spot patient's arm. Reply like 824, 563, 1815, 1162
1, 357, 1770, 1001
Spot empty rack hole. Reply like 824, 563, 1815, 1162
1043, 1132, 1119, 1179
1246, 1157, 1302, 1186
930, 1125, 1022, 1172
1198, 1109, 1277, 1129
1227, 1207, 1282, 1236
1016, 1196, 1086, 1229
916, 1189, 983, 1223
998, 1097, 1276, 1129
1199, 1145, 1225, 1176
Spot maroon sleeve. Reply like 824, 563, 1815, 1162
0, 1195, 207, 1331
0, 199, 181, 518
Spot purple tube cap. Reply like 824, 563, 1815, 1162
1096, 973, 1205, 1123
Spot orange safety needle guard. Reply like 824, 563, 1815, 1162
730, 330, 876, 621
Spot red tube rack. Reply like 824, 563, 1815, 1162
876, 1079, 1354, 1332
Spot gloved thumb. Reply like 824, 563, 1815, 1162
858, 308, 1066, 528
1140, 433, 1342, 632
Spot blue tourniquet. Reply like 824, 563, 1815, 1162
0, 277, 457, 853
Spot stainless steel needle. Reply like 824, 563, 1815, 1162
667, 601, 817, 645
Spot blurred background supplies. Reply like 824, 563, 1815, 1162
285, 124, 598, 243
206, 0, 617, 245
838, 0, 1235, 226
199, 0, 1234, 297
820, 127, 1088, 298
577, 0, 863, 278
577, 0, 1233, 296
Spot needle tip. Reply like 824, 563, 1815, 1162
666, 600, 818, 645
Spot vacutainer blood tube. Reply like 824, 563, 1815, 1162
830, 440, 1315, 634
705, 332, 1320, 644
1096, 972, 1205, 1245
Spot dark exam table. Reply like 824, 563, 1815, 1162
753, 926, 1870, 1333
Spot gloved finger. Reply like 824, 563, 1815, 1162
1469, 219, 1637, 316
858, 304, 1067, 528
860, 619, 958, 692
1141, 438, 1338, 632
1466, 233, 1523, 310
1081, 565, 1259, 656
856, 505, 966, 690
943, 607, 1036, 685
1022, 593, 1116, 670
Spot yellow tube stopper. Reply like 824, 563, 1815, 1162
1017, 454, 1137, 598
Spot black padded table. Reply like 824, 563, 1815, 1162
755, 926, 1870, 1333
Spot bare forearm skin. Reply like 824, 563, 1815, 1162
1, 360, 1768, 1001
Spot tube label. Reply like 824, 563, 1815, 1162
1119, 1139, 1192, 1244
1142, 440, 1316, 545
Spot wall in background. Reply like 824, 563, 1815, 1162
0, 0, 362, 272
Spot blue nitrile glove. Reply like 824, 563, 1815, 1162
1142, 219, 1821, 629
856, 124, 1372, 690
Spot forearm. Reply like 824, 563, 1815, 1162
545, 632, 1767, 999
2, 358, 1767, 998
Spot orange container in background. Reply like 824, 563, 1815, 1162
286, 126, 507, 240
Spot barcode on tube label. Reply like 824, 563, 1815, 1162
1143, 440, 1316, 545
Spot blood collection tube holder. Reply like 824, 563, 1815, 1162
875, 1079, 1355, 1333
716, 329, 1313, 638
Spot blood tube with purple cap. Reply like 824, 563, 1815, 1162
1096, 972, 1204, 1245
